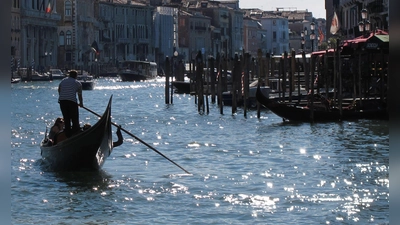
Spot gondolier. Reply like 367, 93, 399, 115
58, 70, 83, 137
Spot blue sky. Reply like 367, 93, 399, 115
235, 0, 326, 19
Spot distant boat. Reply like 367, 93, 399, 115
77, 71, 96, 90
11, 77, 21, 83
40, 96, 114, 171
30, 71, 51, 81
48, 69, 67, 80
118, 60, 157, 81
18, 68, 50, 81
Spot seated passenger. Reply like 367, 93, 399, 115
48, 117, 64, 145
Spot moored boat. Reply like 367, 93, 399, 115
172, 80, 192, 94
11, 77, 21, 83
256, 85, 388, 122
40, 96, 114, 171
48, 69, 67, 80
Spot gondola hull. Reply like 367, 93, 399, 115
256, 85, 388, 122
40, 97, 113, 171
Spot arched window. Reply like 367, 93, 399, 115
59, 31, 65, 46
65, 1, 71, 16
66, 31, 72, 45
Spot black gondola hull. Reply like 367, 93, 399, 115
256, 85, 388, 122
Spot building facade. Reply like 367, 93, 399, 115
243, 16, 267, 57
19, 0, 61, 71
13, 0, 389, 74
259, 14, 289, 55
154, 6, 178, 64
11, 0, 21, 72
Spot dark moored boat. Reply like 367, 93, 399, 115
256, 85, 388, 122
40, 96, 113, 171
172, 81, 191, 94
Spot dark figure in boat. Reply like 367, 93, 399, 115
47, 117, 65, 145
81, 123, 123, 148
45, 119, 123, 148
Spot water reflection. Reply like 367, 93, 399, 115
52, 170, 114, 192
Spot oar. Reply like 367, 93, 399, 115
82, 106, 191, 174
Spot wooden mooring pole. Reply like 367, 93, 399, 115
165, 57, 171, 104
195, 51, 204, 113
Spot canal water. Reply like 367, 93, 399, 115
11, 78, 389, 224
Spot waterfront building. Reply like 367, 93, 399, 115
154, 6, 178, 65
99, 0, 155, 66
55, 0, 98, 71
178, 10, 212, 62
325, 0, 389, 41
19, 0, 61, 71
186, 0, 235, 59
11, 0, 21, 73
242, 15, 267, 57
258, 13, 289, 55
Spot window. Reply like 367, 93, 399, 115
65, 1, 71, 16
66, 31, 72, 45
273, 31, 276, 41
59, 31, 65, 45
66, 52, 72, 62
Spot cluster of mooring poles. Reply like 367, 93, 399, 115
163, 44, 386, 122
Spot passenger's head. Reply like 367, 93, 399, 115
55, 117, 64, 127
69, 70, 78, 79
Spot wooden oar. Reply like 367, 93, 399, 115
82, 106, 191, 174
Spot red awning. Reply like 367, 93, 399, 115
342, 29, 388, 47
311, 48, 336, 56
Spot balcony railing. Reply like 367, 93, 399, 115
21, 10, 61, 21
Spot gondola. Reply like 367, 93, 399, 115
256, 85, 388, 122
40, 96, 114, 171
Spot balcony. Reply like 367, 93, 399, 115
21, 10, 61, 21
